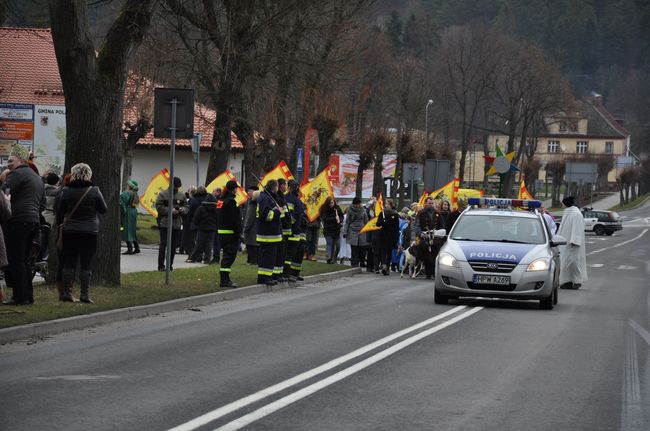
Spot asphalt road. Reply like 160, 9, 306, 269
1, 202, 649, 431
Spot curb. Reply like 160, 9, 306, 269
0, 267, 362, 345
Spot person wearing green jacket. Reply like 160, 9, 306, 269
120, 179, 140, 255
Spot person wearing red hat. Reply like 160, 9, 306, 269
216, 180, 242, 288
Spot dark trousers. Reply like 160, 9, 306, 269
257, 241, 279, 283
275, 236, 289, 278
305, 227, 319, 256
350, 245, 367, 267
367, 237, 381, 272
212, 234, 221, 262
62, 232, 97, 271
4, 222, 38, 303
379, 243, 393, 269
246, 244, 258, 264
191, 230, 215, 262
286, 238, 305, 275
158, 228, 181, 269
219, 234, 238, 277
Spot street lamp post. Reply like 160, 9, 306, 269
425, 99, 434, 145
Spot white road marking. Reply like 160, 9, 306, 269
587, 229, 649, 256
590, 264, 604, 268
35, 375, 121, 381
168, 305, 469, 431
214, 307, 484, 431
622, 322, 645, 430
618, 265, 638, 270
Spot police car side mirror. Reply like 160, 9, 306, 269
550, 235, 567, 247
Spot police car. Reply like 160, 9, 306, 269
434, 198, 567, 310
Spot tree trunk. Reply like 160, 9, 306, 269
372, 152, 384, 196
48, 0, 160, 286
205, 101, 232, 184
232, 119, 254, 187
355, 162, 365, 199
121, 138, 134, 191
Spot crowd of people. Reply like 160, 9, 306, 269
153, 177, 308, 288
0, 142, 587, 305
0, 145, 106, 305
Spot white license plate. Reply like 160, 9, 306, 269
473, 274, 511, 285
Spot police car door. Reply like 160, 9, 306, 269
582, 211, 597, 232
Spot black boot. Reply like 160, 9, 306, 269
79, 270, 94, 304
61, 269, 76, 302
133, 241, 140, 254
219, 271, 238, 288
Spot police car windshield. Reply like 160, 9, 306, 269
451, 215, 546, 244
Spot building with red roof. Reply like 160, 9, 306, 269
0, 26, 244, 190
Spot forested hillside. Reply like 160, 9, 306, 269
2, 0, 648, 152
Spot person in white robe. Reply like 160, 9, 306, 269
557, 196, 587, 289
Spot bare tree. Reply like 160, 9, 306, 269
48, 0, 160, 285
438, 24, 501, 184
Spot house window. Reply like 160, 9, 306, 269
577, 141, 588, 154
605, 141, 613, 154
559, 121, 566, 132
548, 140, 559, 153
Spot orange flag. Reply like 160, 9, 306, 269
518, 175, 535, 200
259, 161, 294, 188
359, 194, 384, 234
139, 168, 170, 217
300, 166, 334, 222
206, 170, 248, 205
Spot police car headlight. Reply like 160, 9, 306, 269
439, 253, 458, 268
527, 258, 550, 272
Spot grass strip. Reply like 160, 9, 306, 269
0, 259, 346, 329
608, 193, 650, 211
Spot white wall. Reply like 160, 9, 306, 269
131, 147, 243, 212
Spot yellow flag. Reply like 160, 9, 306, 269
518, 175, 535, 200
139, 168, 170, 217
359, 194, 384, 234
206, 170, 248, 205
300, 166, 334, 222
429, 177, 460, 209
259, 161, 294, 188
457, 188, 483, 200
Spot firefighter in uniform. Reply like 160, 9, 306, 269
284, 179, 307, 281
256, 179, 282, 286
216, 180, 242, 288
276, 178, 292, 282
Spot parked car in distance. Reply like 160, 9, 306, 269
582, 208, 623, 235
554, 208, 623, 236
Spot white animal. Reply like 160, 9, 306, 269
400, 247, 424, 279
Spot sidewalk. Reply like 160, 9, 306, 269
120, 248, 206, 273
542, 192, 620, 214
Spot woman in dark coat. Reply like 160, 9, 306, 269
190, 193, 218, 263
376, 199, 400, 276
437, 199, 453, 232
55, 163, 107, 303
242, 189, 260, 264
320, 196, 344, 264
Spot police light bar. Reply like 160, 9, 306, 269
467, 197, 542, 208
